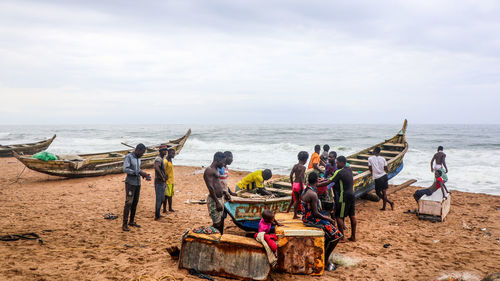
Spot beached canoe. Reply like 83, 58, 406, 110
13, 129, 191, 178
225, 120, 408, 231
0, 135, 56, 157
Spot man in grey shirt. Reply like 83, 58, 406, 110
122, 143, 151, 232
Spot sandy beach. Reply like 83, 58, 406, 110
0, 157, 499, 281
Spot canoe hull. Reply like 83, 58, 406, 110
227, 120, 409, 232
225, 198, 291, 232
179, 231, 270, 280
0, 135, 56, 157
14, 130, 190, 178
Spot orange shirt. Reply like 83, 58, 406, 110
308, 152, 320, 169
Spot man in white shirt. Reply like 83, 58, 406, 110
368, 147, 394, 211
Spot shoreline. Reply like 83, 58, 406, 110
0, 158, 499, 280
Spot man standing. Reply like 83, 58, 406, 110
122, 144, 151, 232
318, 156, 356, 242
220, 151, 236, 196
368, 147, 394, 211
163, 148, 176, 213
308, 145, 324, 174
154, 145, 168, 220
204, 152, 231, 234
431, 146, 448, 182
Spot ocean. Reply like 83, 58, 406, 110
1, 123, 499, 195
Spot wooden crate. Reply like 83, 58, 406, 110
418, 191, 451, 222
275, 213, 325, 276
179, 231, 270, 280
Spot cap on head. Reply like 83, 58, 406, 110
329, 151, 337, 158
262, 209, 274, 220
298, 151, 309, 162
308, 172, 318, 184
213, 151, 226, 162
262, 169, 272, 180
136, 143, 146, 151
159, 145, 168, 152
336, 156, 347, 164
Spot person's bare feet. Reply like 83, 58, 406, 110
154, 215, 163, 221
380, 208, 386, 211
339, 237, 346, 243
169, 209, 175, 212
163, 209, 167, 213
348, 237, 356, 242
389, 202, 394, 210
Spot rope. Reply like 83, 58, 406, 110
0, 232, 43, 244
136, 274, 177, 281
11, 166, 27, 183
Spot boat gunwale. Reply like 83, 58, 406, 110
0, 134, 56, 151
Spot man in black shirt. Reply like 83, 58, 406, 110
318, 156, 357, 242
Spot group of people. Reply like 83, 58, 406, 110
121, 144, 176, 231
119, 142, 451, 271
203, 151, 273, 234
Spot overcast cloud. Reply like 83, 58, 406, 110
0, 0, 499, 124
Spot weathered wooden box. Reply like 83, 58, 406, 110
418, 191, 451, 222
179, 231, 270, 280
275, 213, 325, 276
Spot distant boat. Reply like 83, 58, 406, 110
0, 135, 56, 157
225, 120, 408, 231
13, 129, 191, 178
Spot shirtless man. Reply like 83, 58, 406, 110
204, 152, 231, 234
430, 146, 448, 182
287, 151, 308, 218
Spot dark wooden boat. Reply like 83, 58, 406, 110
0, 135, 56, 157
13, 129, 191, 178
225, 120, 408, 231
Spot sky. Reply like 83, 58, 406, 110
0, 0, 499, 124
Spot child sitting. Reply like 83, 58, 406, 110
414, 170, 450, 202
287, 151, 308, 218
255, 209, 282, 266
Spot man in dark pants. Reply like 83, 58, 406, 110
318, 156, 357, 242
368, 146, 394, 210
122, 143, 151, 231
154, 145, 168, 220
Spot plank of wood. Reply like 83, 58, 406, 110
266, 187, 292, 195
387, 179, 417, 195
357, 154, 391, 160
383, 142, 405, 148
347, 158, 368, 163
349, 164, 368, 170
272, 181, 292, 188
379, 150, 400, 155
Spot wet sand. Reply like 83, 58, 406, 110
0, 158, 499, 281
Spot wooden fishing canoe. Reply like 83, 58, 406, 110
13, 129, 191, 178
225, 120, 408, 231
0, 135, 56, 157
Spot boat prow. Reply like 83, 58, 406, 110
0, 135, 56, 157
225, 120, 409, 232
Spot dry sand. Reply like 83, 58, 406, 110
0, 157, 499, 281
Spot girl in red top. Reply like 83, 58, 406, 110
413, 170, 450, 202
